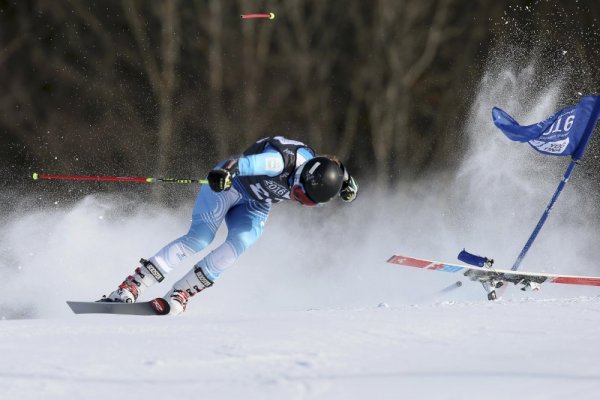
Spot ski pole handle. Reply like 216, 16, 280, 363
32, 172, 207, 185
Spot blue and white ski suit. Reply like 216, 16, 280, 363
148, 137, 315, 292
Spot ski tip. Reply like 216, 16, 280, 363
150, 298, 170, 315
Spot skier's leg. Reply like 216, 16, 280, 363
148, 186, 244, 274
165, 200, 271, 314
102, 187, 242, 302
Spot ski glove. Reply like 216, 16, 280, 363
340, 175, 358, 202
207, 159, 239, 192
207, 169, 233, 192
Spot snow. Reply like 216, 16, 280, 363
2, 62, 600, 399
1, 188, 599, 400
1, 298, 600, 399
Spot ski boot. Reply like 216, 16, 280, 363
100, 259, 164, 303
163, 265, 214, 315
481, 278, 502, 301
164, 289, 191, 315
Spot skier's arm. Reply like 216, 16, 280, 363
207, 147, 286, 192
237, 148, 285, 177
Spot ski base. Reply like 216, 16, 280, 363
67, 298, 170, 316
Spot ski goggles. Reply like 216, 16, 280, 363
290, 183, 317, 207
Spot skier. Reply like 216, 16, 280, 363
101, 136, 359, 315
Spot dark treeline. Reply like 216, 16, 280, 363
1, 0, 599, 199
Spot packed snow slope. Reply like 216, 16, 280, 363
1, 298, 600, 400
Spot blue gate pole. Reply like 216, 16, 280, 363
511, 159, 578, 271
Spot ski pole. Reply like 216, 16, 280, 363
240, 13, 275, 19
31, 172, 207, 185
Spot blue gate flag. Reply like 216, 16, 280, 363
492, 95, 600, 160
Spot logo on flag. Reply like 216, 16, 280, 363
492, 95, 600, 160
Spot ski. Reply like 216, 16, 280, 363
66, 298, 170, 316
387, 254, 600, 300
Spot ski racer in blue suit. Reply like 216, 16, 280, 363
102, 136, 359, 315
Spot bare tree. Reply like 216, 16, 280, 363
2, 0, 599, 198
123, 0, 181, 178
346, 0, 455, 185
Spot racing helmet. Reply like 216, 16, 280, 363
290, 156, 344, 206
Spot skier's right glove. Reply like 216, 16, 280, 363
340, 175, 358, 202
207, 168, 234, 192
207, 159, 239, 192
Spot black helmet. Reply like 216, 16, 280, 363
291, 157, 344, 206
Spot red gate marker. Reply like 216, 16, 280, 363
241, 13, 275, 20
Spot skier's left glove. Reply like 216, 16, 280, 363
207, 159, 238, 192
340, 175, 358, 202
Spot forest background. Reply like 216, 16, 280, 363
1, 0, 599, 204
